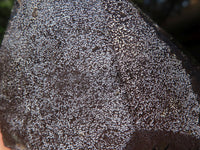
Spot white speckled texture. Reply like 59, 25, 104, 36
0, 0, 199, 149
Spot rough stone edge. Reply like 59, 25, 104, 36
129, 0, 200, 103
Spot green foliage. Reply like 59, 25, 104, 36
0, 0, 13, 7
0, 0, 14, 45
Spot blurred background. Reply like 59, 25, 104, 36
0, 0, 14, 43
0, 0, 199, 64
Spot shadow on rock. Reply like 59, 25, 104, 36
125, 130, 200, 150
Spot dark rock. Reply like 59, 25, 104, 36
125, 130, 200, 150
0, 0, 199, 149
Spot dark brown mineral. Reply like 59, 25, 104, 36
0, 0, 199, 149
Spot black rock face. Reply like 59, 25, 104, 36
0, 0, 199, 149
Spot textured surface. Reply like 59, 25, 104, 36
0, 0, 199, 149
